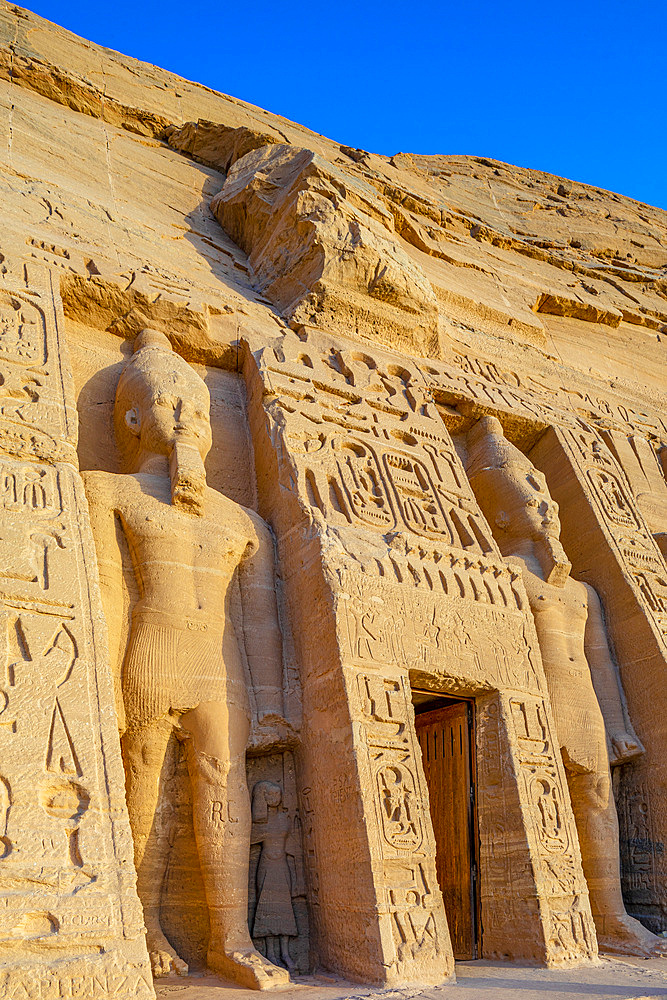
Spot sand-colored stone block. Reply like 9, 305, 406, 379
0, 3, 665, 991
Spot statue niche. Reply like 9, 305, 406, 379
83, 329, 293, 988
466, 415, 666, 957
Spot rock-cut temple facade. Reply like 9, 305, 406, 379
0, 4, 666, 997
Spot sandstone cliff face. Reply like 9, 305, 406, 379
1, 2, 667, 993
210, 144, 440, 354
1, 0, 665, 377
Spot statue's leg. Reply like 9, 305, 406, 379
180, 700, 290, 989
279, 934, 295, 971
266, 935, 279, 964
568, 766, 667, 956
122, 717, 189, 977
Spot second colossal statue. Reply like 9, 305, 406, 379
83, 330, 291, 988
466, 415, 666, 956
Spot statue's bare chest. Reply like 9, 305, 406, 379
117, 480, 249, 570
523, 570, 588, 624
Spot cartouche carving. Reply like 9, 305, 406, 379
83, 330, 292, 988
466, 415, 664, 957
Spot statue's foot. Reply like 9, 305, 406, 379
610, 730, 644, 764
208, 945, 290, 990
278, 937, 296, 974
147, 929, 189, 978
596, 913, 667, 958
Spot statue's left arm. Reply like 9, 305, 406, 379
583, 581, 644, 764
239, 511, 285, 722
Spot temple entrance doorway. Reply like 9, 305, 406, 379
413, 692, 480, 960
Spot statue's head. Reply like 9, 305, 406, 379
114, 329, 212, 471
466, 416, 570, 585
251, 781, 282, 822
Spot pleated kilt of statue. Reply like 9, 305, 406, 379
122, 606, 228, 730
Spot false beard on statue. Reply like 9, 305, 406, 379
170, 439, 207, 516
535, 533, 571, 588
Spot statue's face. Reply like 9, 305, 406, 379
266, 785, 282, 808
127, 359, 213, 463
508, 465, 562, 542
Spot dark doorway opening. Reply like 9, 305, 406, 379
413, 691, 480, 960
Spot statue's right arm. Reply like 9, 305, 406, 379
81, 472, 126, 732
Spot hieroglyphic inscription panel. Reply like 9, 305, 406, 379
338, 574, 539, 695
257, 333, 506, 585
507, 693, 596, 960
475, 693, 594, 963
350, 668, 449, 977
561, 426, 667, 645
249, 326, 595, 967
0, 288, 76, 466
0, 271, 152, 997
420, 351, 667, 447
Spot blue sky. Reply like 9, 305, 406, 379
26, 1, 667, 210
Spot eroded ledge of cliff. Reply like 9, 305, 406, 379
1, 0, 665, 367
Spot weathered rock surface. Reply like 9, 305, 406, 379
164, 120, 281, 174
2, 0, 665, 361
0, 2, 666, 998
211, 144, 439, 353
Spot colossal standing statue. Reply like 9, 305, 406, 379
82, 330, 291, 988
466, 415, 666, 957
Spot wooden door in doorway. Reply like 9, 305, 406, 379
415, 700, 478, 959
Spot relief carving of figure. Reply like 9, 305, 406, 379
83, 330, 291, 988
250, 781, 298, 973
466, 415, 666, 957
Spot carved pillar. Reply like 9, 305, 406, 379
0, 268, 152, 997
243, 328, 595, 978
530, 424, 667, 930
476, 688, 597, 963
